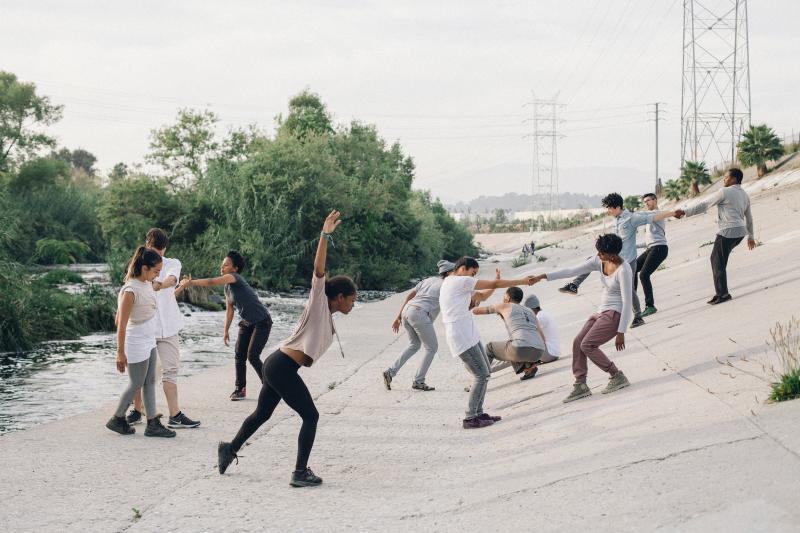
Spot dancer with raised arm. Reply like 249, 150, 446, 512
383, 260, 456, 392
216, 211, 356, 488
675, 168, 756, 305
181, 251, 272, 400
106, 247, 176, 438
533, 234, 633, 403
439, 258, 536, 429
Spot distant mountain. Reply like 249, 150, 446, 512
447, 192, 604, 213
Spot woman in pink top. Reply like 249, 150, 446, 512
216, 211, 356, 488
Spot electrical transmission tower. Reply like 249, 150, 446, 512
681, 0, 751, 169
526, 93, 563, 230
648, 102, 666, 195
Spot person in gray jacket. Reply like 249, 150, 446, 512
383, 260, 456, 391
675, 167, 756, 305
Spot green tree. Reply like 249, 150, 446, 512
493, 208, 508, 223
109, 162, 129, 181
9, 157, 70, 191
663, 179, 688, 201
278, 90, 334, 139
623, 195, 641, 211
737, 124, 784, 178
680, 160, 711, 196
0, 71, 63, 171
146, 108, 220, 187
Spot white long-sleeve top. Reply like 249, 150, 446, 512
545, 256, 633, 333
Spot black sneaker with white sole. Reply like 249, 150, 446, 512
168, 411, 201, 428
558, 283, 579, 295
290, 467, 323, 487
126, 408, 143, 425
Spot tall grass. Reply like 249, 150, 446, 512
767, 317, 800, 402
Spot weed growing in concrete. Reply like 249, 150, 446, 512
767, 317, 800, 402
132, 508, 142, 521
536, 255, 547, 262
328, 381, 337, 391
511, 255, 530, 268
700, 240, 715, 248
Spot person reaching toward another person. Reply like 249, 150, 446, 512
634, 194, 670, 317
383, 260, 456, 392
532, 234, 633, 403
471, 287, 547, 381
106, 247, 175, 438
439, 257, 536, 429
216, 211, 356, 488
674, 167, 756, 305
180, 251, 272, 401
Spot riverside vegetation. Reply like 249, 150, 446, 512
0, 71, 476, 352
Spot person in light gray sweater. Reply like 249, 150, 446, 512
675, 168, 756, 305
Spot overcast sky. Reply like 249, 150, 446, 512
2, 0, 797, 203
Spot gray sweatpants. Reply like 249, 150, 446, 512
388, 306, 438, 384
572, 260, 642, 318
114, 348, 157, 418
458, 343, 490, 419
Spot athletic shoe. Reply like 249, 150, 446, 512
290, 467, 323, 487
709, 294, 732, 305
230, 387, 246, 401
558, 283, 579, 295
520, 365, 539, 381
144, 415, 176, 438
563, 382, 592, 403
125, 408, 143, 425
463, 416, 494, 429
217, 441, 238, 475
478, 413, 502, 422
411, 381, 435, 391
382, 370, 393, 391
630, 316, 646, 328
167, 411, 201, 429
640, 306, 658, 317
106, 416, 135, 435
601, 371, 630, 394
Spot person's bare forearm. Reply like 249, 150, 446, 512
474, 278, 531, 290
224, 306, 234, 333
314, 233, 328, 278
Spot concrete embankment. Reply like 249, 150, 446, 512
2, 170, 800, 532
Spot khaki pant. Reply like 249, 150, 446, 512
156, 335, 180, 385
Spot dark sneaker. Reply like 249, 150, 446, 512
230, 387, 246, 401
290, 467, 323, 487
463, 416, 494, 429
168, 411, 201, 429
563, 382, 592, 403
106, 416, 135, 435
125, 408, 143, 425
640, 306, 657, 317
520, 365, 539, 381
709, 294, 732, 305
145, 415, 176, 438
630, 316, 646, 328
478, 413, 502, 422
602, 371, 630, 394
707, 295, 720, 305
558, 283, 579, 295
382, 370, 392, 391
217, 441, 238, 475
412, 381, 435, 391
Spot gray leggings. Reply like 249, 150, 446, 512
458, 343, 491, 419
388, 306, 438, 384
114, 348, 157, 418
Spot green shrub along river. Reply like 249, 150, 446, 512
0, 71, 476, 353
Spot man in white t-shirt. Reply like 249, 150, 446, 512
523, 294, 560, 364
439, 257, 536, 429
127, 228, 200, 429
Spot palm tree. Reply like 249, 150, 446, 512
737, 124, 784, 178
680, 160, 711, 196
663, 179, 688, 201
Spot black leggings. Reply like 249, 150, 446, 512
230, 350, 319, 471
234, 317, 272, 389
634, 245, 669, 307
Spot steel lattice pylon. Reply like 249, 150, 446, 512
527, 93, 562, 229
681, 0, 751, 168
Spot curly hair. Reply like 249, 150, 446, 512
595, 233, 623, 255
601, 193, 624, 209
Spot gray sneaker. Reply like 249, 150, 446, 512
563, 382, 591, 403
601, 371, 630, 394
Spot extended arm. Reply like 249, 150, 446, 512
681, 189, 724, 218
315, 210, 342, 278
473, 276, 535, 291
471, 302, 510, 318
472, 268, 502, 304
543, 257, 598, 282
189, 273, 236, 287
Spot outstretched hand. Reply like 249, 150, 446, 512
674, 209, 686, 219
322, 210, 342, 234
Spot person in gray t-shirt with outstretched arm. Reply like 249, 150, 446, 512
675, 167, 756, 305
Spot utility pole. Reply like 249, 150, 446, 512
524, 92, 563, 231
681, 0, 751, 169
648, 102, 666, 195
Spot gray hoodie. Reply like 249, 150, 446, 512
683, 184, 754, 239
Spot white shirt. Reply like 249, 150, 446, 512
153, 256, 184, 339
439, 276, 481, 356
535, 309, 561, 358
118, 281, 158, 364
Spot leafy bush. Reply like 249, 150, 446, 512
34, 238, 89, 265
39, 268, 84, 285
511, 255, 530, 268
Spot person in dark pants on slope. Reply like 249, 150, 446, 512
675, 167, 756, 305
180, 251, 272, 400
217, 210, 356, 488
635, 193, 669, 317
